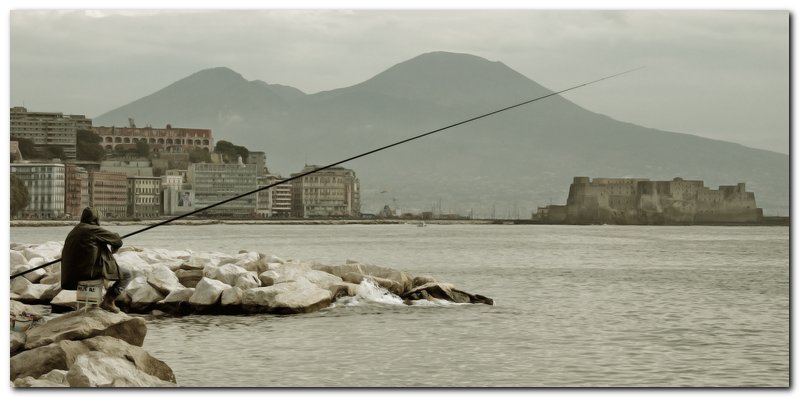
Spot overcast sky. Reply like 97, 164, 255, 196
6, 4, 791, 154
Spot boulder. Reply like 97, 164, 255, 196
314, 263, 414, 295
13, 369, 69, 387
16, 282, 61, 303
50, 289, 78, 311
328, 282, 359, 300
205, 263, 249, 286
11, 331, 27, 356
156, 288, 195, 315
401, 282, 494, 305
188, 277, 230, 306
11, 275, 32, 296
114, 251, 151, 277
11, 339, 90, 380
221, 286, 243, 306
127, 279, 166, 313
413, 275, 438, 287
237, 252, 269, 274
233, 271, 261, 290
80, 336, 176, 383
39, 272, 62, 285
24, 307, 148, 350
12, 261, 47, 283
66, 351, 177, 387
175, 268, 204, 288
146, 263, 183, 295
10, 250, 27, 267
366, 276, 404, 296
241, 280, 332, 314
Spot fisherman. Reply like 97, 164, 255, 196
61, 207, 131, 313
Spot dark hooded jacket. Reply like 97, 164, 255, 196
60, 207, 123, 290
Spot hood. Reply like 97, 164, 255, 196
79, 207, 100, 225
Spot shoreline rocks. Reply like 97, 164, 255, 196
10, 305, 177, 387
10, 241, 494, 317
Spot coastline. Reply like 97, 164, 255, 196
9, 216, 789, 228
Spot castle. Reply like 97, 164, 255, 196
536, 177, 763, 225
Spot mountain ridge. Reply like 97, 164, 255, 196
94, 51, 789, 216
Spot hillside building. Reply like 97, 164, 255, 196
100, 160, 154, 177
290, 165, 360, 218
10, 107, 91, 160
536, 177, 763, 225
92, 125, 213, 154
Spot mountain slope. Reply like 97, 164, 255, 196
94, 52, 789, 216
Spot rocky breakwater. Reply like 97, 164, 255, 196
10, 241, 493, 317
10, 300, 177, 387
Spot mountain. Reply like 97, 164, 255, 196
94, 52, 789, 216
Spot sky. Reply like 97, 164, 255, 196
5, 2, 791, 155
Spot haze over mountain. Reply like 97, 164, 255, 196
95, 52, 789, 217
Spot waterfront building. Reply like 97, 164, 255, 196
89, 171, 128, 219
10, 162, 66, 218
264, 175, 292, 218
92, 125, 213, 154
64, 163, 90, 218
161, 174, 194, 216
10, 107, 91, 160
536, 176, 764, 225
127, 177, 162, 219
10, 141, 22, 162
290, 165, 360, 218
188, 161, 258, 217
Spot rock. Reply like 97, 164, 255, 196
66, 351, 177, 387
233, 272, 261, 290
16, 282, 61, 303
50, 289, 78, 311
146, 263, 183, 295
11, 330, 27, 356
221, 286, 243, 306
178, 261, 204, 271
24, 307, 148, 350
328, 282, 359, 300
12, 261, 47, 283
114, 251, 151, 277
13, 369, 69, 387
242, 280, 332, 314
366, 276, 404, 296
188, 277, 230, 307
10, 299, 43, 319
401, 282, 494, 305
39, 272, 61, 285
127, 278, 166, 313
11, 339, 90, 380
205, 263, 249, 286
258, 270, 278, 287
10, 250, 27, 267
413, 275, 438, 287
156, 288, 195, 315
175, 268, 204, 287
80, 336, 176, 383
237, 253, 269, 274
314, 263, 414, 295
11, 275, 32, 296
342, 272, 364, 285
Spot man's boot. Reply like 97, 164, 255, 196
100, 292, 121, 313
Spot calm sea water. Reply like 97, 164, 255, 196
9, 224, 790, 387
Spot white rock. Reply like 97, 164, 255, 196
114, 251, 151, 277
146, 264, 183, 295
66, 351, 176, 387
11, 263, 46, 283
205, 263, 249, 286
221, 287, 243, 306
10, 250, 27, 267
187, 254, 221, 269
188, 277, 230, 306
242, 279, 332, 313
11, 276, 32, 296
233, 272, 261, 290
128, 281, 165, 310
160, 288, 195, 304
50, 289, 77, 308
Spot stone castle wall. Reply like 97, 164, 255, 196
537, 177, 763, 225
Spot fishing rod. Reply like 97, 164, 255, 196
11, 66, 644, 280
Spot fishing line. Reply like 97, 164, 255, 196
11, 66, 645, 279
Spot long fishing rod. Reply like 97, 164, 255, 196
11, 66, 644, 280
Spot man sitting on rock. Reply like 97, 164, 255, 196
61, 207, 131, 313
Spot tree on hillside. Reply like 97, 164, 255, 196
136, 140, 151, 158
11, 136, 39, 159
10, 174, 29, 217
189, 147, 211, 163
76, 130, 106, 161
214, 140, 249, 163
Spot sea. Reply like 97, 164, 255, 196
8, 223, 790, 388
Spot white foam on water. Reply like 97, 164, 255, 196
334, 279, 405, 307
